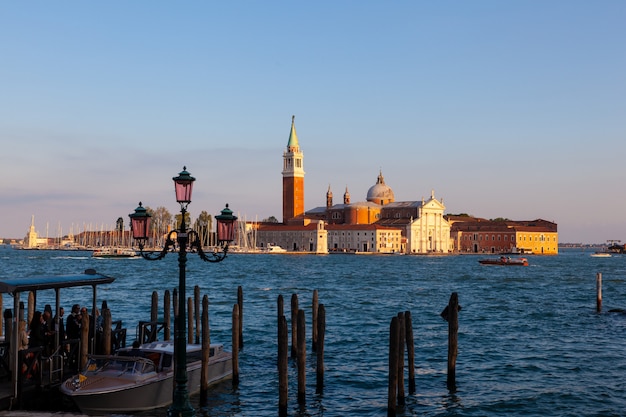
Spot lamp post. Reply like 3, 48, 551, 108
129, 167, 237, 417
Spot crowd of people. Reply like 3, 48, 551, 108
18, 303, 103, 356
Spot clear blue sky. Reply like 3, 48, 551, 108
1, 1, 624, 243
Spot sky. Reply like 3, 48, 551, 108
1, 1, 624, 244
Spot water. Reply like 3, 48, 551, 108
0, 247, 625, 416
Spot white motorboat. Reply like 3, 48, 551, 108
266, 244, 287, 253
92, 247, 138, 258
60, 340, 232, 414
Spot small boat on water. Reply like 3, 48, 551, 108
479, 256, 529, 266
92, 247, 137, 258
266, 244, 287, 253
60, 340, 232, 414
499, 247, 531, 255
590, 252, 612, 258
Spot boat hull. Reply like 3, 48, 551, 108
61, 345, 232, 414
479, 257, 528, 266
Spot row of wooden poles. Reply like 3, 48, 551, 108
387, 292, 460, 416
277, 289, 326, 416
148, 285, 245, 389
274, 290, 460, 416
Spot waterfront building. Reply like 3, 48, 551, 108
23, 215, 49, 248
326, 223, 402, 253
405, 192, 451, 253
254, 219, 328, 253
450, 217, 558, 255
256, 116, 452, 254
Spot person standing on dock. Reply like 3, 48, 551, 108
54, 306, 66, 344
66, 304, 81, 340
42, 310, 55, 354
28, 311, 44, 348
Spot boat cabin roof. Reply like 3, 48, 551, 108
0, 268, 115, 294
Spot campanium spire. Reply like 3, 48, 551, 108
287, 115, 299, 151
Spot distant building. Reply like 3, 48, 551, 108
282, 115, 305, 224
256, 116, 451, 254
23, 215, 49, 248
449, 217, 558, 255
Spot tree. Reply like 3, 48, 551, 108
115, 217, 124, 232
146, 206, 173, 246
263, 216, 279, 223
194, 211, 213, 247
174, 212, 191, 230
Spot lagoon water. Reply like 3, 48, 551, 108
1, 247, 625, 417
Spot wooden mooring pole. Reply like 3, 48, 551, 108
596, 272, 602, 313
194, 286, 201, 344
80, 311, 90, 369
164, 290, 171, 341
27, 293, 34, 326
442, 292, 460, 391
200, 295, 210, 406
102, 308, 112, 355
387, 316, 399, 417
312, 289, 318, 352
232, 303, 240, 386
291, 294, 298, 358
278, 313, 288, 417
150, 291, 158, 322
396, 312, 406, 406
297, 309, 306, 405
405, 310, 416, 394
277, 294, 284, 319
316, 303, 325, 395
237, 286, 244, 349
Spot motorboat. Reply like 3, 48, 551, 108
479, 256, 529, 266
499, 247, 530, 255
92, 247, 137, 258
60, 340, 232, 414
590, 252, 612, 258
266, 244, 287, 253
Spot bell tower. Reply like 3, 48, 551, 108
282, 116, 305, 223
326, 185, 333, 208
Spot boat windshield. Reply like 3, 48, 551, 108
85, 355, 156, 375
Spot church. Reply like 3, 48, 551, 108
255, 116, 451, 254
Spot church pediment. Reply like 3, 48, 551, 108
423, 198, 445, 211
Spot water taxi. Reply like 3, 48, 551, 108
60, 340, 232, 414
479, 256, 529, 266
92, 247, 137, 258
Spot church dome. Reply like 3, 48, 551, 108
366, 171, 395, 204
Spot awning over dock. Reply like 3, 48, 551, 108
0, 269, 115, 294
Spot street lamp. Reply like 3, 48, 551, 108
129, 166, 237, 417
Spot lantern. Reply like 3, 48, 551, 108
173, 166, 195, 204
129, 202, 151, 241
215, 204, 238, 243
